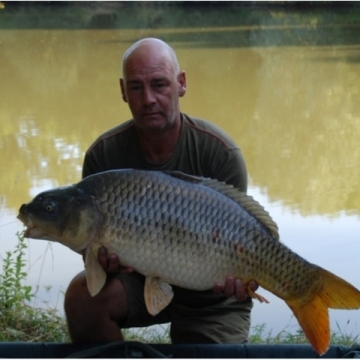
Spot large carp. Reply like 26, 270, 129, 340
18, 169, 360, 355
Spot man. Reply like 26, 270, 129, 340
64, 37, 258, 344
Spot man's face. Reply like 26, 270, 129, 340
120, 49, 186, 133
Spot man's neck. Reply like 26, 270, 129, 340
137, 117, 182, 164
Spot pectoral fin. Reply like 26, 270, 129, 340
84, 244, 107, 297
246, 284, 269, 304
144, 277, 174, 316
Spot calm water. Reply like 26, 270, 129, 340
1, 6, 360, 337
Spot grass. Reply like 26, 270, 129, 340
249, 323, 359, 347
0, 233, 359, 348
123, 322, 360, 347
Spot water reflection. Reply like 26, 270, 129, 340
2, 28, 360, 216
245, 45, 360, 215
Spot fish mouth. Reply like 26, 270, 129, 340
17, 213, 50, 240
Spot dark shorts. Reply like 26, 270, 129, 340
117, 272, 253, 344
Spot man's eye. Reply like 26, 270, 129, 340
154, 83, 165, 89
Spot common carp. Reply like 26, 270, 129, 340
17, 169, 360, 355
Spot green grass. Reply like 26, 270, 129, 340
123, 325, 171, 344
124, 322, 359, 347
249, 323, 359, 347
0, 233, 359, 348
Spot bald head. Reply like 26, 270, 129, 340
119, 37, 186, 133
122, 38, 180, 79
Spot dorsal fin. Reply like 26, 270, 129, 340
163, 171, 279, 240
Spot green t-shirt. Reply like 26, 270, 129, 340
82, 113, 248, 192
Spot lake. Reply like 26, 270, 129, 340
1, 3, 360, 339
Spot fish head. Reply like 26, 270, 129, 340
17, 185, 102, 253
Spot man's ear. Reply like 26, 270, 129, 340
119, 78, 128, 103
178, 71, 186, 97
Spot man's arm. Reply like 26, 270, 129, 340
82, 149, 101, 179
209, 147, 248, 192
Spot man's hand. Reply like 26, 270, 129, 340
98, 246, 134, 276
213, 276, 258, 302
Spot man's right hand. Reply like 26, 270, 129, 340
98, 246, 134, 275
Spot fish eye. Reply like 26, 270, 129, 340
45, 201, 56, 213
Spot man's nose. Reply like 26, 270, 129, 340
143, 87, 156, 105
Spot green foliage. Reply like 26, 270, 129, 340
331, 321, 360, 346
0, 232, 34, 310
123, 325, 171, 344
249, 323, 359, 347
249, 323, 309, 345
0, 232, 69, 342
125, 322, 359, 347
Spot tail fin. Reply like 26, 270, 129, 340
317, 268, 360, 309
287, 267, 360, 355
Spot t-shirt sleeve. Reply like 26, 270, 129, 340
184, 115, 248, 192
82, 148, 102, 179
211, 147, 248, 192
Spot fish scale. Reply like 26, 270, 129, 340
17, 169, 360, 355
91, 171, 282, 291
105, 183, 304, 299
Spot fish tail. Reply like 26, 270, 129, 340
287, 267, 360, 355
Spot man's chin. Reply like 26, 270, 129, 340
136, 117, 168, 131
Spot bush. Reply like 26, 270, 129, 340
0, 232, 69, 342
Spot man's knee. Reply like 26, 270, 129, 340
64, 270, 87, 314
64, 270, 128, 323
64, 271, 130, 342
